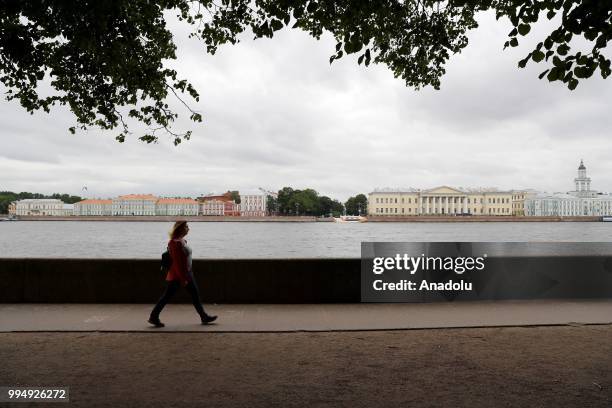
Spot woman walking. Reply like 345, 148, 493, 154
148, 221, 217, 327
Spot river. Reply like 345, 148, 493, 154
1, 221, 611, 259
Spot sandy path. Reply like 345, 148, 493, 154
1, 326, 611, 407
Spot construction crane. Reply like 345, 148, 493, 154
258, 187, 277, 197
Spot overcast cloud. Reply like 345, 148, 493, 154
1, 11, 611, 201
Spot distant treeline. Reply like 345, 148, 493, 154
0, 191, 83, 214
267, 187, 368, 217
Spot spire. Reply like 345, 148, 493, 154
578, 159, 586, 170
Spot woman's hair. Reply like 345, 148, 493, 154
169, 220, 188, 239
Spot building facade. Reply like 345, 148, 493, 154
511, 190, 538, 216
525, 161, 612, 216
14, 199, 73, 216
74, 199, 113, 216
368, 186, 513, 216
239, 190, 267, 217
197, 193, 239, 216
199, 199, 226, 216
112, 194, 157, 216
8, 202, 16, 216
155, 198, 199, 216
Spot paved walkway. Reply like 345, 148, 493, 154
1, 300, 611, 332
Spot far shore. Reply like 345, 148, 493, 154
4, 215, 604, 222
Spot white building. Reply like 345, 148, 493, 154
368, 186, 514, 216
74, 199, 113, 216
525, 161, 612, 216
199, 199, 226, 216
156, 198, 199, 216
14, 199, 73, 216
112, 194, 157, 216
239, 190, 268, 217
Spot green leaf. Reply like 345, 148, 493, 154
518, 53, 531, 68
518, 24, 531, 36
538, 69, 550, 79
547, 67, 560, 81
544, 38, 553, 50
510, 37, 519, 47
532, 50, 545, 62
557, 44, 569, 56
568, 78, 578, 90
270, 19, 283, 31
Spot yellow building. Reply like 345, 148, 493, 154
368, 186, 513, 216
511, 190, 537, 216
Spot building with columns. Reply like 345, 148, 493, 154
74, 199, 113, 216
511, 190, 538, 216
155, 198, 199, 216
368, 186, 513, 216
239, 190, 268, 217
13, 199, 74, 216
112, 194, 157, 216
525, 160, 612, 216
197, 193, 240, 216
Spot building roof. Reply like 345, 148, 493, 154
578, 159, 586, 170
157, 198, 198, 204
197, 192, 234, 202
77, 199, 113, 205
370, 186, 510, 194
117, 194, 158, 200
16, 199, 63, 203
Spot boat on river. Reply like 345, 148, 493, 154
334, 215, 366, 223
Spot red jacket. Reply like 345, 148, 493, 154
166, 239, 191, 284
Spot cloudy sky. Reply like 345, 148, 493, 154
1, 11, 611, 201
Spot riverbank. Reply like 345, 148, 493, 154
13, 215, 334, 222
367, 215, 603, 222
2, 326, 610, 407
9, 215, 605, 222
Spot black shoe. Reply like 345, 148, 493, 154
148, 318, 165, 328
201, 314, 217, 324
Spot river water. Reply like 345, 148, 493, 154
1, 221, 611, 259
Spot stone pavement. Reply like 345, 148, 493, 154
1, 299, 611, 332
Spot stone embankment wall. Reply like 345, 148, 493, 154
1, 257, 610, 303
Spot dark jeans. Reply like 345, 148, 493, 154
150, 278, 207, 321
